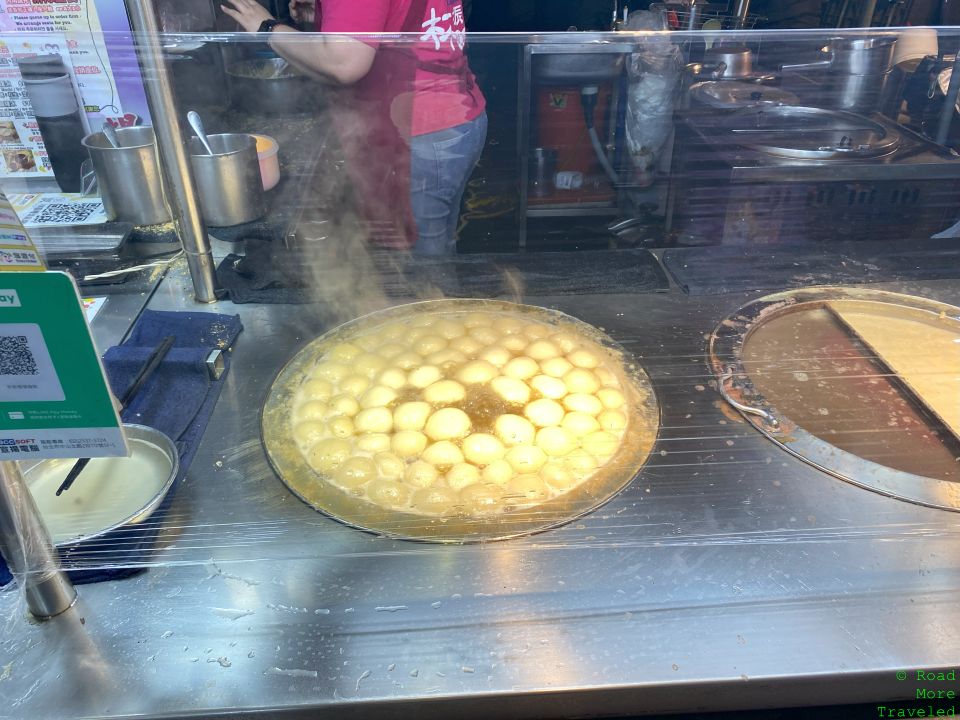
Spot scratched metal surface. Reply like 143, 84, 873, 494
2, 265, 960, 719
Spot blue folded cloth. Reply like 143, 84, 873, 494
0, 310, 243, 588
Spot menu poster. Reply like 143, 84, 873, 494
0, 0, 151, 138
0, 188, 43, 270
0, 32, 79, 180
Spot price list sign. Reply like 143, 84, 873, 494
0, 271, 125, 459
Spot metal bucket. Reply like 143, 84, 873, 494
82, 126, 171, 225
188, 133, 266, 227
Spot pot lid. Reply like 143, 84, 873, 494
690, 81, 798, 108
723, 105, 901, 159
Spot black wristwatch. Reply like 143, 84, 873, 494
258, 18, 286, 33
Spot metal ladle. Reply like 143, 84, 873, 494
187, 110, 215, 155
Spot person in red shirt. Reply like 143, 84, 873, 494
221, 0, 487, 256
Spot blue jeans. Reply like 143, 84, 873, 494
409, 112, 488, 256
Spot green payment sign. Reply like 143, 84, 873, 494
0, 271, 125, 459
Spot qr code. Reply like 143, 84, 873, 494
27, 202, 100, 226
0, 335, 39, 376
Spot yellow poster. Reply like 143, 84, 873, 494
0, 188, 44, 271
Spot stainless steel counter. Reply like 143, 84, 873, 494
2, 262, 960, 719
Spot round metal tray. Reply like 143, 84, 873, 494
725, 105, 902, 159
709, 287, 960, 512
262, 299, 661, 543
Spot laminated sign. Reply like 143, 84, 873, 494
0, 271, 125, 459
0, 190, 42, 271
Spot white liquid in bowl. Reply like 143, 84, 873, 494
25, 438, 173, 545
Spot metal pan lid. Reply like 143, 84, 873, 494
689, 81, 798, 109
723, 105, 901, 159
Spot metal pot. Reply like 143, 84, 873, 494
703, 45, 753, 78
827, 70, 896, 113
226, 58, 321, 115
781, 36, 897, 76
189, 133, 266, 226
81, 126, 171, 225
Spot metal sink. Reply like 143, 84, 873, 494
533, 33, 626, 85
533, 48, 626, 85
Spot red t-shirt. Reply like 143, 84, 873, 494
317, 0, 485, 136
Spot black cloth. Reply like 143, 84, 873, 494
0, 311, 242, 587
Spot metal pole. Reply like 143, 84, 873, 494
835, 0, 851, 27
733, 0, 751, 29
0, 461, 76, 619
123, 0, 219, 303
859, 0, 879, 26
686, 1, 702, 31
935, 52, 960, 146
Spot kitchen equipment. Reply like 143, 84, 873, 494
251, 134, 280, 191
22, 424, 179, 546
529, 147, 557, 197
781, 36, 898, 113
685, 61, 727, 81
165, 41, 228, 113
651, 2, 763, 30
226, 58, 321, 115
665, 105, 960, 244
726, 105, 901, 159
709, 287, 960, 511
27, 222, 132, 258
533, 51, 625, 85
188, 133, 266, 226
17, 55, 86, 192
703, 45, 753, 78
187, 110, 214, 155
261, 299, 660, 543
784, 36, 898, 76
56, 336, 175, 496
81, 126, 172, 226
689, 81, 798, 109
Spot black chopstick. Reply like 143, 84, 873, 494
55, 335, 176, 497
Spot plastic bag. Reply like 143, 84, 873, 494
624, 11, 683, 178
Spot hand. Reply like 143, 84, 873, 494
220, 0, 273, 32
289, 0, 315, 25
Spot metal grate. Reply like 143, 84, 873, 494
649, 2, 763, 30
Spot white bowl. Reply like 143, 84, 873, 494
22, 424, 178, 547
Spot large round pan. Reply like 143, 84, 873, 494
261, 299, 660, 543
